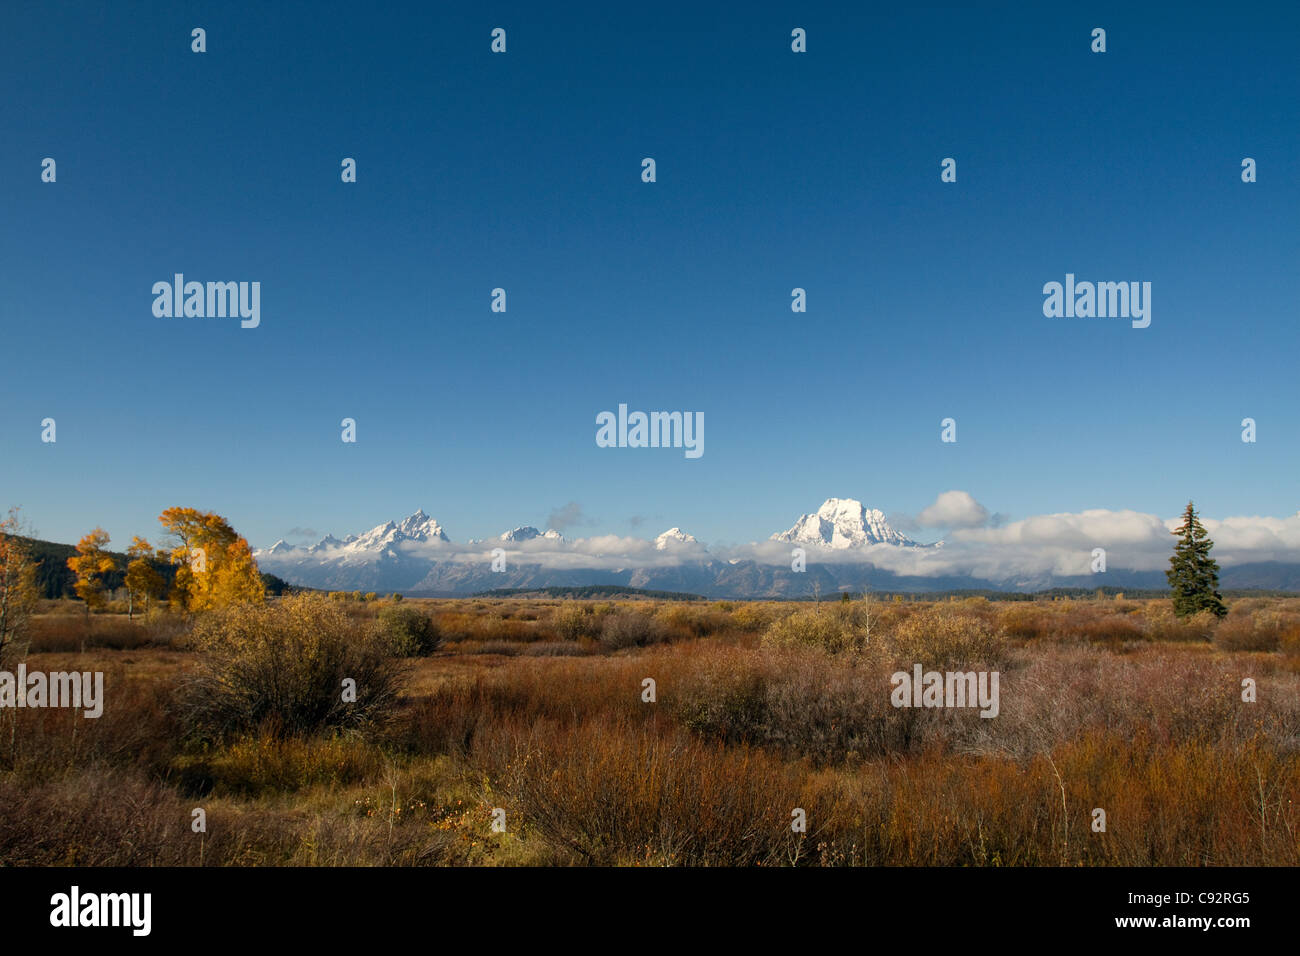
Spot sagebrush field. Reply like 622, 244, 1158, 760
3, 593, 1298, 866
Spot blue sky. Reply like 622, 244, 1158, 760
1, 1, 1297, 550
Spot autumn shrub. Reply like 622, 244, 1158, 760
950, 644, 1299, 761
887, 604, 1009, 668
656, 603, 731, 638
549, 602, 598, 641
24, 613, 159, 653
171, 733, 384, 797
998, 604, 1050, 641
675, 645, 947, 763
731, 604, 771, 632
1, 662, 181, 778
499, 715, 818, 865
808, 732, 1300, 866
861, 599, 919, 639
0, 769, 197, 866
1001, 603, 1148, 645
1284, 626, 1300, 659
0, 762, 508, 866
142, 607, 191, 645
373, 604, 442, 656
675, 666, 771, 745
1057, 610, 1146, 644
519, 640, 592, 656
761, 603, 869, 654
436, 610, 538, 643
1214, 603, 1300, 653
599, 609, 670, 649
179, 594, 405, 740
1140, 602, 1217, 642
461, 639, 523, 656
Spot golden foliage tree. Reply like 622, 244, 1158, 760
124, 536, 164, 619
211, 537, 265, 607
158, 507, 264, 611
0, 508, 41, 662
67, 527, 116, 617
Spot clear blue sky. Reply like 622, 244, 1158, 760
2, 1, 1297, 549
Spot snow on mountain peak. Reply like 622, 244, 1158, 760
297, 511, 449, 556
655, 527, 699, 550
394, 509, 448, 542
500, 526, 566, 544
308, 534, 346, 553
772, 497, 916, 548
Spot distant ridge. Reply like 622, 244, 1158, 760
471, 585, 705, 601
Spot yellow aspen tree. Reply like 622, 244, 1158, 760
210, 537, 265, 607
0, 508, 41, 661
67, 527, 116, 618
158, 507, 263, 610
124, 536, 164, 619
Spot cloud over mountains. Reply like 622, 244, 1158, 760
254, 494, 1300, 596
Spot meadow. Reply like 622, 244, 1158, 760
3, 593, 1298, 867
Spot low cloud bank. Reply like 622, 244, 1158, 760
283, 498, 1300, 581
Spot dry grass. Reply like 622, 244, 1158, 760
3, 594, 1299, 866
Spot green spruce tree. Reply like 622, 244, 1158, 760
1166, 501, 1227, 618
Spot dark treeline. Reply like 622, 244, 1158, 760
473, 585, 706, 601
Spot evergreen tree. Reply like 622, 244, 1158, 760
1166, 501, 1227, 618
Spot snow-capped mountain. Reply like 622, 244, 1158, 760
308, 534, 346, 553
254, 503, 930, 594
772, 497, 918, 548
499, 527, 565, 543
655, 528, 700, 550
251, 500, 1278, 597
343, 509, 449, 552
254, 510, 452, 589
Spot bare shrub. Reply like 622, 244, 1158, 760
500, 716, 817, 865
179, 594, 406, 740
675, 645, 950, 763
1214, 604, 1298, 653
599, 609, 670, 649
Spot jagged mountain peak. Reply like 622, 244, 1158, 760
655, 527, 700, 550
772, 497, 917, 548
500, 526, 567, 543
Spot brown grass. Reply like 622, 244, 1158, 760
3, 594, 1298, 866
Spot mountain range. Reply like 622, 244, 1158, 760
252, 498, 1300, 596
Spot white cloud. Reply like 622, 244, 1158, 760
260, 502, 1300, 584
916, 490, 990, 529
